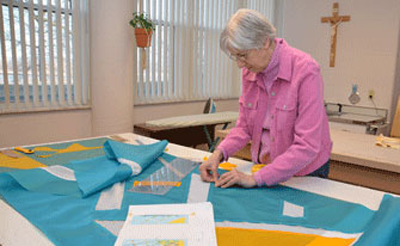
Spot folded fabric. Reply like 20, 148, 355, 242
104, 139, 168, 175
3, 140, 169, 198
72, 139, 169, 197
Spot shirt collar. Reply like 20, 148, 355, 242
276, 38, 292, 82
242, 38, 292, 82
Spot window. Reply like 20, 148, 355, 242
134, 0, 276, 105
0, 0, 89, 114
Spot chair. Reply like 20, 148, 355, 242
202, 98, 229, 152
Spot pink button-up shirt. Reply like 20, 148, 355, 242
217, 38, 332, 186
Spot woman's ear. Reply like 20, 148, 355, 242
264, 38, 270, 49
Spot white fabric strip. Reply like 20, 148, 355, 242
39, 165, 76, 181
95, 220, 125, 236
215, 221, 363, 240
282, 177, 385, 211
95, 182, 125, 211
187, 173, 210, 203
117, 158, 142, 176
283, 201, 304, 218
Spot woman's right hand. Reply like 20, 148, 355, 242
199, 149, 223, 183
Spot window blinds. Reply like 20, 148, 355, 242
0, 0, 89, 114
134, 0, 276, 105
133, 0, 241, 105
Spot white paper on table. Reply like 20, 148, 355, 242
114, 202, 217, 246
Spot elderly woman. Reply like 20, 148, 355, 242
199, 9, 332, 188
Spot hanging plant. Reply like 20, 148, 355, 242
129, 12, 155, 48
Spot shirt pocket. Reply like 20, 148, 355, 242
239, 97, 259, 129
275, 101, 297, 131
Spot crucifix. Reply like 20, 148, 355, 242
321, 3, 350, 67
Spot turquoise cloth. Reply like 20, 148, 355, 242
0, 138, 108, 174
7, 167, 81, 197
208, 182, 375, 233
72, 139, 168, 197
354, 194, 400, 246
19, 138, 108, 167
1, 142, 400, 246
104, 140, 168, 172
0, 152, 188, 246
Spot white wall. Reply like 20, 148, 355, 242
0, 1, 239, 148
90, 0, 135, 136
0, 110, 92, 148
281, 0, 400, 121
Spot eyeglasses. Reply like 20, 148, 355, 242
228, 40, 271, 62
228, 50, 250, 62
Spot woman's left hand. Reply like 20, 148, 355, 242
215, 169, 257, 188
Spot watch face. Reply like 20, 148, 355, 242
349, 93, 361, 105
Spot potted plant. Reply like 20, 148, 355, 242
129, 12, 155, 48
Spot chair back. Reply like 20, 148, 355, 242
203, 98, 216, 114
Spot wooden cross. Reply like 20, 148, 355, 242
321, 3, 350, 67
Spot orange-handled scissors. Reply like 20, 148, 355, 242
14, 147, 34, 154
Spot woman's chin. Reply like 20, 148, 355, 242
248, 67, 261, 73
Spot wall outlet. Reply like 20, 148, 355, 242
368, 90, 375, 99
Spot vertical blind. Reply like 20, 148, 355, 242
134, 0, 276, 105
0, 0, 89, 114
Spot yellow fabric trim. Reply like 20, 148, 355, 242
218, 162, 237, 171
133, 181, 182, 187
216, 227, 356, 246
34, 143, 103, 158
251, 164, 266, 173
0, 152, 46, 169
307, 237, 356, 246
218, 163, 266, 173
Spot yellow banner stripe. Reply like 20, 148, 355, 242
216, 227, 356, 246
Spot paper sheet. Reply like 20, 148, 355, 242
114, 202, 217, 246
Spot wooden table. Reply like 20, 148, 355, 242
134, 122, 229, 150
135, 112, 239, 151
216, 128, 400, 194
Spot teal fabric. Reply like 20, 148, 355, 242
72, 140, 168, 197
208, 183, 375, 234
22, 138, 108, 166
104, 140, 168, 172
354, 194, 400, 246
71, 156, 131, 197
0, 138, 107, 174
7, 168, 81, 197
0, 151, 186, 246
0, 173, 115, 246
1, 140, 400, 246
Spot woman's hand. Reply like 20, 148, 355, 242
199, 150, 223, 182
215, 169, 257, 188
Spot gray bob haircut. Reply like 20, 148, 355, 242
220, 9, 276, 54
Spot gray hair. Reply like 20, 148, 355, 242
220, 9, 276, 54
